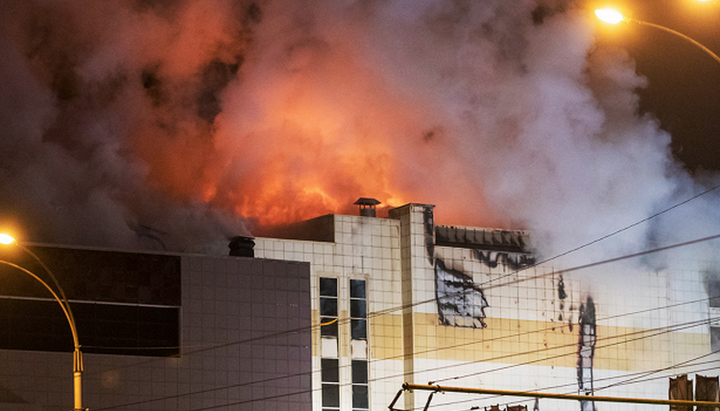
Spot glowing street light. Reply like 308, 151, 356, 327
595, 8, 624, 24
0, 235, 84, 411
594, 8, 720, 65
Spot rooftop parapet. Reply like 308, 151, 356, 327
435, 225, 530, 253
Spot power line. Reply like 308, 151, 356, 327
424, 316, 718, 384
90, 295, 720, 410
484, 233, 720, 290
8, 223, 720, 408
370, 232, 720, 324
421, 350, 720, 411
27, 236, 720, 408
90, 183, 720, 409
480, 183, 720, 287
83, 297, 720, 409
371, 294, 716, 365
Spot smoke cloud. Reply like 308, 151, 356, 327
1, 0, 719, 267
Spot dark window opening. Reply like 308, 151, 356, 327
351, 319, 367, 340
320, 277, 340, 410
352, 384, 369, 410
350, 300, 366, 318
350, 279, 366, 299
320, 297, 338, 316
350, 280, 369, 410
322, 384, 340, 408
320, 278, 338, 297
0, 298, 179, 357
321, 359, 339, 382
352, 360, 368, 383
321, 317, 339, 337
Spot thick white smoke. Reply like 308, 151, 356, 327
1, 0, 719, 266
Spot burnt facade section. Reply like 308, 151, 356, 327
435, 226, 531, 253
435, 259, 489, 329
423, 205, 436, 265
577, 297, 596, 411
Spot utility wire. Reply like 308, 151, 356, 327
56, 234, 720, 406
82, 232, 720, 358
371, 294, 716, 365
484, 233, 720, 290
415, 361, 720, 411
419, 316, 719, 384
480, 183, 720, 287
404, 350, 720, 410
95, 321, 720, 411
13, 226, 720, 407
15, 246, 717, 410
70, 292, 720, 411
87, 296, 720, 410
77, 281, 719, 409
423, 349, 720, 411
370, 232, 720, 323
86, 185, 720, 411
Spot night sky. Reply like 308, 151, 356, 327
591, 0, 720, 172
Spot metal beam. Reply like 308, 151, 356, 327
402, 383, 720, 407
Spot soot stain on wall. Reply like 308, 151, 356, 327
577, 296, 597, 411
435, 258, 489, 328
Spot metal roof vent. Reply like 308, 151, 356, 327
228, 236, 255, 257
354, 197, 381, 217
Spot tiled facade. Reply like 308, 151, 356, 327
255, 202, 718, 411
0, 201, 716, 410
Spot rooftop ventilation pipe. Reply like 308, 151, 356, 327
228, 236, 255, 257
354, 197, 381, 217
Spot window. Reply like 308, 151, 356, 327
321, 358, 340, 410
320, 277, 339, 356
320, 278, 339, 411
318, 277, 370, 410
350, 279, 367, 341
350, 279, 369, 410
0, 246, 181, 357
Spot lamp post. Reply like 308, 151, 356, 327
594, 8, 720, 65
0, 234, 84, 411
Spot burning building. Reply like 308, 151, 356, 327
0, 200, 718, 410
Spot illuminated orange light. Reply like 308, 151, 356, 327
0, 234, 16, 245
595, 8, 625, 24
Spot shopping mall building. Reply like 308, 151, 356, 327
0, 200, 717, 410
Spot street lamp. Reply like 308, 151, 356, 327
594, 8, 720, 65
0, 235, 84, 411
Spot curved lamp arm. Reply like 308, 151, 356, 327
595, 9, 720, 65
0, 259, 79, 348
628, 18, 720, 65
13, 243, 78, 333
0, 259, 84, 411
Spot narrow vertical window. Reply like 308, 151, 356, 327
321, 358, 340, 410
350, 279, 369, 410
320, 277, 339, 411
